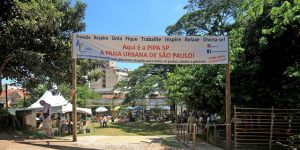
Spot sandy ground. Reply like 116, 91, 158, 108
0, 135, 189, 150
0, 132, 222, 150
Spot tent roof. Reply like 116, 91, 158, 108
62, 103, 92, 115
28, 91, 68, 109
28, 91, 92, 114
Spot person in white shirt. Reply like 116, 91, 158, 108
103, 115, 108, 128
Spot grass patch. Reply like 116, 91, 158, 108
82, 121, 173, 136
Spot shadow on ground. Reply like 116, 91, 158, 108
16, 140, 99, 150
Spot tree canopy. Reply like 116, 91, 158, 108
117, 0, 300, 114
0, 0, 90, 92
230, 0, 300, 107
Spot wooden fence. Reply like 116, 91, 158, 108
234, 106, 300, 150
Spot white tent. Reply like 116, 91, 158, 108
28, 91, 92, 115
28, 91, 68, 112
62, 103, 92, 115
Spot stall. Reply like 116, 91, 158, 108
27, 91, 92, 134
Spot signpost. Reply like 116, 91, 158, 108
72, 34, 230, 148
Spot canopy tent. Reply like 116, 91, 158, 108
28, 91, 91, 114
28, 91, 68, 112
62, 103, 92, 115
133, 106, 143, 110
126, 106, 134, 110
162, 105, 170, 110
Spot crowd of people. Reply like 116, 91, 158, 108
178, 110, 219, 134
97, 114, 108, 128
37, 100, 218, 138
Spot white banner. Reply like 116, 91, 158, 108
72, 34, 228, 64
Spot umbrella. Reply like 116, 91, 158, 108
162, 105, 170, 110
113, 106, 121, 111
95, 106, 108, 112
126, 106, 134, 110
133, 106, 143, 110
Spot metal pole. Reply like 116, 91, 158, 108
225, 64, 231, 150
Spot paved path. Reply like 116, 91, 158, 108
0, 135, 222, 150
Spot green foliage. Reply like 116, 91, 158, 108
76, 85, 100, 107
0, 0, 86, 92
164, 65, 225, 113
166, 0, 243, 36
231, 0, 300, 107
164, 0, 300, 114
262, 0, 300, 37
15, 99, 31, 108
115, 64, 175, 104
77, 59, 105, 84
27, 84, 48, 104
57, 83, 100, 107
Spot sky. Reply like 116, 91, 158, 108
82, 0, 188, 70
2, 0, 187, 84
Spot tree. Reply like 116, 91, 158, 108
54, 83, 101, 107
164, 0, 243, 113
115, 64, 175, 104
165, 0, 300, 112
230, 0, 300, 108
164, 65, 225, 113
0, 0, 86, 93
77, 59, 105, 85
166, 0, 243, 36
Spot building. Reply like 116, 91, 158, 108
89, 61, 169, 110
89, 61, 128, 107
0, 85, 29, 108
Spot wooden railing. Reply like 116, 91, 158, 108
234, 106, 300, 150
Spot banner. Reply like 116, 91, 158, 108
72, 34, 228, 64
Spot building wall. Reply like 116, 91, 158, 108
105, 66, 118, 88
91, 61, 128, 95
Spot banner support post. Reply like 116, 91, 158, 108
225, 61, 231, 149
71, 34, 78, 142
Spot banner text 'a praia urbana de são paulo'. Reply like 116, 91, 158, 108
72, 34, 228, 64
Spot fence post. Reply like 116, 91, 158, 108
234, 105, 237, 149
207, 125, 209, 143
185, 123, 188, 144
177, 124, 179, 140
214, 124, 217, 145
269, 107, 274, 150
180, 124, 183, 141
193, 124, 196, 150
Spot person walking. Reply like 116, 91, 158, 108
39, 100, 53, 138
103, 115, 108, 128
187, 112, 197, 133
